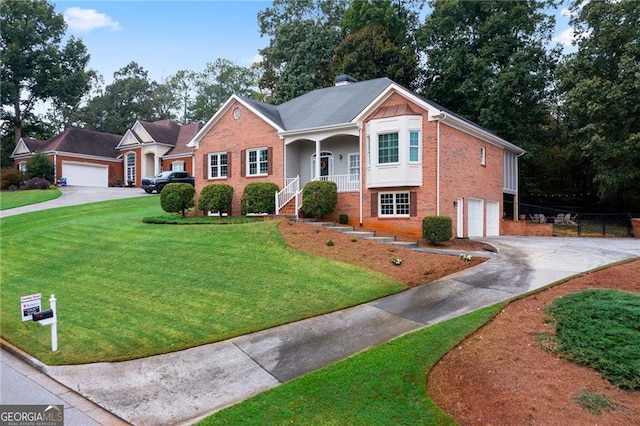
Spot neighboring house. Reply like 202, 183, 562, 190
11, 128, 123, 187
116, 119, 203, 187
190, 75, 525, 238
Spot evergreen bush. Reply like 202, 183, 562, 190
302, 180, 338, 219
160, 183, 195, 217
26, 153, 54, 182
198, 184, 234, 215
241, 182, 279, 214
422, 215, 452, 244
339, 214, 349, 225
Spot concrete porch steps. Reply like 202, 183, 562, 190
303, 220, 419, 249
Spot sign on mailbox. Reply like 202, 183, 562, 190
21, 293, 42, 322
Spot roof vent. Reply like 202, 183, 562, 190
335, 74, 358, 86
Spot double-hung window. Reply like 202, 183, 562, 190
409, 131, 420, 162
209, 152, 228, 178
380, 192, 410, 217
378, 133, 399, 164
248, 148, 268, 176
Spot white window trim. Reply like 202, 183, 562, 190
377, 132, 400, 165
18, 161, 27, 173
348, 153, 360, 180
409, 130, 421, 163
208, 152, 228, 179
126, 152, 136, 183
480, 146, 487, 166
171, 161, 185, 172
379, 191, 410, 217
247, 147, 268, 176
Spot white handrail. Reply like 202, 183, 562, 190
315, 174, 359, 192
275, 175, 300, 215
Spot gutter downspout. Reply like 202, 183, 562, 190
53, 152, 58, 183
359, 126, 363, 227
513, 151, 526, 220
436, 115, 443, 215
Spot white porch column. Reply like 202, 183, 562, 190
155, 155, 161, 174
315, 139, 321, 179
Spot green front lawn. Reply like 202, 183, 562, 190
201, 303, 504, 425
0, 197, 405, 365
0, 188, 61, 210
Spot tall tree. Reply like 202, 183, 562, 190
189, 59, 257, 122
418, 0, 561, 200
257, 0, 348, 103
331, 0, 423, 89
80, 62, 162, 134
558, 0, 640, 208
0, 0, 92, 142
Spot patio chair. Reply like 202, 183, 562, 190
530, 213, 539, 222
538, 214, 547, 223
565, 213, 577, 225
556, 213, 566, 224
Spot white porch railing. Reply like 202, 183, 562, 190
316, 174, 359, 192
275, 175, 300, 216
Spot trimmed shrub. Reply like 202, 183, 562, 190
26, 153, 54, 182
1, 168, 24, 190
241, 182, 279, 214
23, 177, 51, 190
198, 184, 234, 215
422, 215, 452, 244
160, 183, 195, 217
339, 214, 349, 225
302, 180, 338, 219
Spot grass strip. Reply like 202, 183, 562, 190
0, 189, 61, 210
201, 303, 504, 425
1, 197, 405, 365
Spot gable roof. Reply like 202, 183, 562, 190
136, 119, 181, 146
163, 121, 203, 158
12, 128, 122, 159
277, 77, 394, 131
189, 77, 525, 154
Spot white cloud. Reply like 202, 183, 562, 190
63, 7, 122, 32
553, 27, 577, 47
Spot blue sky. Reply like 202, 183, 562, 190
52, 1, 576, 86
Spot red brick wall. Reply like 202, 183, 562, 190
161, 156, 194, 176
194, 102, 284, 214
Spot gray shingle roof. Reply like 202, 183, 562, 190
277, 77, 393, 130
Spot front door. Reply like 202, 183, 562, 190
320, 156, 329, 177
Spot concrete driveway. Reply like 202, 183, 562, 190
0, 186, 148, 218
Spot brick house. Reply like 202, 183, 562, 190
187, 76, 525, 238
11, 128, 123, 187
116, 119, 203, 187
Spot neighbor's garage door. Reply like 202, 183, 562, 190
62, 162, 109, 187
467, 198, 484, 237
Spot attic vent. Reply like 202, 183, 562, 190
335, 74, 358, 86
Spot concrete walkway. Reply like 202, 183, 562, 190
41, 238, 639, 425
2, 189, 638, 424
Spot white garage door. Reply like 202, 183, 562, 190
467, 198, 484, 237
486, 200, 500, 236
62, 162, 109, 187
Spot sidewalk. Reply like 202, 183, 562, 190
29, 237, 640, 425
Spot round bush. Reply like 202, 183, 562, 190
302, 180, 338, 219
241, 182, 279, 214
26, 153, 54, 182
160, 183, 195, 217
198, 184, 234, 215
23, 177, 51, 190
422, 215, 452, 244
